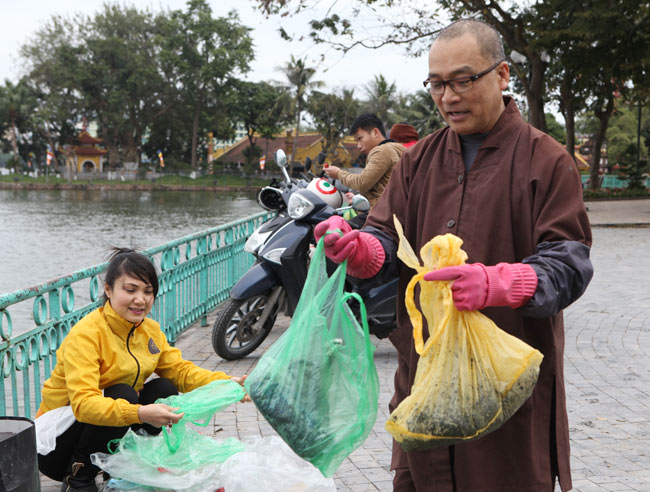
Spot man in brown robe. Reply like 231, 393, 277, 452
314, 19, 593, 492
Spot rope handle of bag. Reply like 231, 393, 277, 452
320, 229, 373, 357
339, 292, 374, 364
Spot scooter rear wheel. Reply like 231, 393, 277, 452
212, 295, 278, 360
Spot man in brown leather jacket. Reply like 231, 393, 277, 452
324, 113, 404, 209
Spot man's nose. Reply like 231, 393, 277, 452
440, 84, 461, 103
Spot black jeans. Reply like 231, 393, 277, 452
38, 377, 178, 482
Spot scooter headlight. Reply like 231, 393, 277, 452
288, 192, 315, 219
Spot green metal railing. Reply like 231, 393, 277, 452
581, 174, 650, 188
0, 211, 272, 418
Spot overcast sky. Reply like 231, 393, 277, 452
0, 0, 429, 97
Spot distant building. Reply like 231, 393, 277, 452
575, 137, 608, 171
64, 130, 108, 173
214, 122, 248, 152
216, 130, 360, 170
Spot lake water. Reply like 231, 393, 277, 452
0, 188, 260, 296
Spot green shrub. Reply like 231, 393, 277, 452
583, 187, 650, 200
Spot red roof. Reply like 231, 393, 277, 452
77, 131, 103, 145
219, 133, 323, 163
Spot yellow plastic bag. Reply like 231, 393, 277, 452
385, 216, 543, 451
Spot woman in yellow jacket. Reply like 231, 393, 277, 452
36, 248, 246, 492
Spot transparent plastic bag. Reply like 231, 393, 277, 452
220, 436, 336, 492
245, 238, 379, 477
91, 379, 245, 491
103, 477, 160, 491
95, 436, 336, 492
92, 445, 223, 491
156, 379, 245, 453
105, 428, 244, 471
385, 217, 544, 451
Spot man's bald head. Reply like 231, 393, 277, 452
435, 19, 505, 65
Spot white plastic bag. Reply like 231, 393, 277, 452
94, 435, 336, 492
35, 405, 75, 455
220, 436, 336, 492
92, 449, 223, 491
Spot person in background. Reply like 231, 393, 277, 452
36, 248, 247, 492
324, 113, 404, 227
314, 18, 593, 492
389, 123, 420, 148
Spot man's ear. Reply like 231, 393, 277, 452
372, 127, 383, 140
497, 61, 510, 91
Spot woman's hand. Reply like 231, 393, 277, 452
137, 403, 184, 428
231, 375, 251, 402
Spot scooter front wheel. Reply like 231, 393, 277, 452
212, 294, 278, 360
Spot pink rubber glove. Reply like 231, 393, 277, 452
423, 263, 538, 311
314, 216, 351, 246
313, 216, 385, 278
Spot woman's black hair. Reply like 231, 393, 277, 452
103, 247, 159, 302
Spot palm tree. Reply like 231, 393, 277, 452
393, 91, 444, 139
279, 56, 324, 163
306, 88, 360, 162
363, 74, 398, 128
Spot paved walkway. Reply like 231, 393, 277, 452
41, 199, 650, 491
584, 198, 650, 226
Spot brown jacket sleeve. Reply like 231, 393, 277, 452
337, 143, 404, 194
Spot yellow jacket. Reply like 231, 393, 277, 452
36, 301, 229, 426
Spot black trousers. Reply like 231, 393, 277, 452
38, 377, 178, 482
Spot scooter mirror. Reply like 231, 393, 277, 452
304, 156, 312, 172
275, 149, 288, 168
351, 194, 370, 212
317, 152, 326, 165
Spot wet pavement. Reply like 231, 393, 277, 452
40, 199, 650, 491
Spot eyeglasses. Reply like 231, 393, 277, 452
423, 60, 504, 95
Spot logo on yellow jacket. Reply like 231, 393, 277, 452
148, 338, 160, 354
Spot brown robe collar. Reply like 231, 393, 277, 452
446, 95, 521, 155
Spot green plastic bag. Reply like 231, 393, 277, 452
107, 427, 243, 471
157, 379, 245, 453
245, 237, 380, 477
105, 379, 245, 472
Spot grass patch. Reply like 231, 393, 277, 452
0, 175, 69, 184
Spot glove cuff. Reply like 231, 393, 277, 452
484, 263, 538, 309
346, 232, 385, 279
